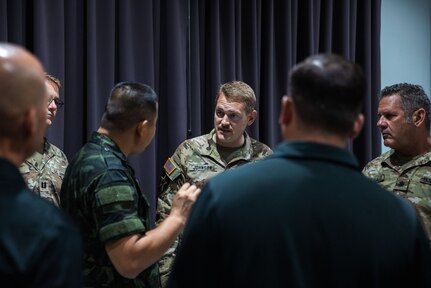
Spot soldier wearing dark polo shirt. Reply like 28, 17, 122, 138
169, 54, 431, 288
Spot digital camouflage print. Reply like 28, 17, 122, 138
61, 132, 160, 288
19, 138, 68, 207
157, 129, 272, 287
363, 149, 431, 242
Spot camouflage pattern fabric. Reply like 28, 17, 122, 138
157, 129, 272, 287
19, 138, 68, 207
60, 132, 160, 288
363, 149, 431, 242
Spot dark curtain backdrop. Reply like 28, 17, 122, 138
0, 0, 381, 222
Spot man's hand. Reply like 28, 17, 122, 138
169, 183, 201, 227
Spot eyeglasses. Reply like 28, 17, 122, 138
48, 98, 64, 109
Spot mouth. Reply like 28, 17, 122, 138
218, 127, 231, 134
381, 132, 390, 139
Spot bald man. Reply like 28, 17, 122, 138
0, 43, 82, 287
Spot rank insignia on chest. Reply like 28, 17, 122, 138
164, 158, 178, 175
190, 165, 214, 171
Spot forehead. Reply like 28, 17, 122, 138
45, 79, 59, 94
378, 94, 403, 111
216, 93, 246, 112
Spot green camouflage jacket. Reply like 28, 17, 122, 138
19, 138, 68, 207
363, 149, 431, 242
60, 132, 160, 288
157, 129, 272, 287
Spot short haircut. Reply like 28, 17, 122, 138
215, 81, 256, 114
100, 82, 158, 131
380, 83, 431, 131
288, 53, 366, 136
45, 73, 61, 91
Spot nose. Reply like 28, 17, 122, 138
221, 114, 230, 125
377, 115, 386, 128
48, 100, 57, 110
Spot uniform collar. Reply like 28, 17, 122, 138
201, 129, 254, 161
382, 149, 431, 170
90, 132, 128, 162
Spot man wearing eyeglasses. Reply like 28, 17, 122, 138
19, 73, 68, 207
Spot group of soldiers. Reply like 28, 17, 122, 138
1, 42, 430, 287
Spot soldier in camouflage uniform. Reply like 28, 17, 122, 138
158, 81, 272, 286
61, 82, 200, 287
363, 83, 431, 242
19, 73, 67, 206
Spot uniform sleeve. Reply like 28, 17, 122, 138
156, 151, 187, 287
93, 174, 146, 243
250, 140, 273, 160
362, 161, 372, 176
157, 151, 187, 226
362, 160, 383, 181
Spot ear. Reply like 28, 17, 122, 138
279, 95, 293, 126
350, 113, 364, 139
135, 120, 149, 139
247, 110, 257, 126
412, 108, 426, 127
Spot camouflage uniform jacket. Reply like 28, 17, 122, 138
157, 129, 272, 286
19, 138, 68, 206
60, 132, 160, 288
363, 149, 431, 242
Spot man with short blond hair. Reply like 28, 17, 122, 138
20, 73, 68, 206
157, 80, 272, 286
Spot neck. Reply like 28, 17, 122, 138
37, 138, 45, 154
212, 133, 245, 148
97, 127, 132, 156
0, 140, 26, 167
396, 136, 431, 158
283, 129, 349, 149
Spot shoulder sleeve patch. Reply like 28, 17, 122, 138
164, 158, 178, 175
163, 157, 182, 181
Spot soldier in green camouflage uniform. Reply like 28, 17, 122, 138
157, 81, 272, 286
19, 73, 67, 206
61, 82, 200, 287
363, 83, 431, 242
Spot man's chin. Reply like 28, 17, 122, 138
215, 134, 231, 145
46, 119, 53, 126
383, 139, 395, 149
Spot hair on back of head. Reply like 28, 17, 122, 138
288, 53, 366, 136
101, 82, 158, 131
